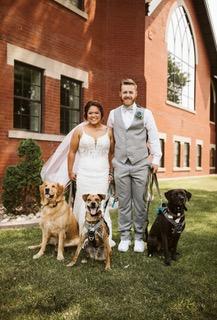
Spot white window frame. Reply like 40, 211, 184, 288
173, 135, 191, 171
165, 0, 198, 112
54, 0, 88, 19
210, 80, 217, 124
210, 144, 216, 170
183, 141, 190, 168
196, 139, 203, 170
158, 133, 167, 172
7, 43, 89, 141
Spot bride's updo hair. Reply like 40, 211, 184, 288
84, 100, 104, 119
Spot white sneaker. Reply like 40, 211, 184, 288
118, 240, 131, 252
134, 240, 145, 253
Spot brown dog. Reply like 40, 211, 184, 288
28, 181, 79, 260
67, 194, 112, 270
147, 189, 192, 265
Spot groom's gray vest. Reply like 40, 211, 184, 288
113, 106, 149, 165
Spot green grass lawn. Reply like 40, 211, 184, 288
0, 176, 217, 320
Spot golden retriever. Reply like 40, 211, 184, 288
28, 181, 79, 260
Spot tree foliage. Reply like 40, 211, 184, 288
2, 139, 43, 214
167, 54, 189, 104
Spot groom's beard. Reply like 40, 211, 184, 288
122, 97, 135, 106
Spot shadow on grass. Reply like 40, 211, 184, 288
0, 188, 217, 320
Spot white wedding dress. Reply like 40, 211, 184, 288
41, 123, 114, 245
73, 129, 113, 240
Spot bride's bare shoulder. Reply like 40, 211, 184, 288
71, 126, 83, 140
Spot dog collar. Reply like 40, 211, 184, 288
85, 220, 101, 230
41, 201, 60, 209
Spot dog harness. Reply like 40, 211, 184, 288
85, 220, 104, 243
157, 205, 185, 234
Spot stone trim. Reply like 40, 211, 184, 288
173, 135, 191, 144
8, 130, 65, 142
7, 43, 88, 88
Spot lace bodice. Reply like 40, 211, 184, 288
77, 131, 110, 173
78, 132, 110, 157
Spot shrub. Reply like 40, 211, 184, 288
2, 139, 43, 214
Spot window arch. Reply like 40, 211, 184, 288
210, 80, 217, 122
167, 5, 196, 111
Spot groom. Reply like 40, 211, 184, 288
107, 79, 162, 253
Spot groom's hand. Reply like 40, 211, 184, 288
151, 164, 158, 173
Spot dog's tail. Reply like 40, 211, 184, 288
64, 237, 80, 247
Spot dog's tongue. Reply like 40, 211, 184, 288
45, 194, 54, 198
90, 208, 97, 215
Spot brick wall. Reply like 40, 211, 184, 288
145, 0, 214, 177
0, 0, 147, 184
0, 0, 216, 186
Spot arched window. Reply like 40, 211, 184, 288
167, 5, 195, 111
210, 80, 216, 122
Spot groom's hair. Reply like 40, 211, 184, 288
84, 100, 104, 119
120, 78, 137, 90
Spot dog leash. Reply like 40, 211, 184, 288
149, 172, 163, 206
65, 180, 76, 207
103, 180, 117, 212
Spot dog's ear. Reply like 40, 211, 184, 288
56, 183, 64, 202
98, 194, 106, 201
82, 194, 89, 202
184, 190, 192, 201
164, 190, 173, 201
39, 182, 48, 206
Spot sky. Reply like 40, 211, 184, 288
206, 0, 217, 45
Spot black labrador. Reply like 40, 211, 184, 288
147, 189, 192, 265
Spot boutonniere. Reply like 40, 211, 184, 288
135, 110, 143, 120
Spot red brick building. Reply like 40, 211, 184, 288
0, 0, 217, 186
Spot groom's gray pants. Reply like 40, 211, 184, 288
114, 158, 150, 241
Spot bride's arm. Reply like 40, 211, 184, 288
67, 128, 81, 181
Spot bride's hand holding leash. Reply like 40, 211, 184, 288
108, 171, 114, 183
69, 172, 77, 181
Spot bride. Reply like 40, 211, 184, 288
41, 100, 115, 246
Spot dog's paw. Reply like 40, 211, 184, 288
172, 252, 180, 260
148, 253, 153, 257
28, 245, 38, 250
81, 258, 87, 264
33, 253, 42, 259
171, 254, 177, 261
66, 261, 76, 267
105, 266, 111, 271
164, 259, 171, 266
57, 255, 64, 261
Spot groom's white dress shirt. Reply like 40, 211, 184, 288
107, 103, 162, 166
